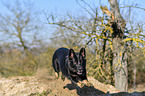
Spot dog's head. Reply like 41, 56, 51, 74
68, 48, 86, 75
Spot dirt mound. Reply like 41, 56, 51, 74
0, 75, 144, 96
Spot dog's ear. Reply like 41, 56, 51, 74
79, 47, 86, 59
69, 49, 75, 59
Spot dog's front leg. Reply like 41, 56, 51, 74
83, 80, 92, 87
70, 77, 84, 88
76, 81, 85, 88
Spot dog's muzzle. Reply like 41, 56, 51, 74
77, 65, 83, 75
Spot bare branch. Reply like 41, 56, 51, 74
76, 0, 95, 17
120, 6, 145, 11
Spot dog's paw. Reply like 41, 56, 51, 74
83, 80, 93, 87
55, 72, 59, 79
77, 82, 85, 88
86, 82, 93, 87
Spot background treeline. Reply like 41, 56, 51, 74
0, 0, 145, 91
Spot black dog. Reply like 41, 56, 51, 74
52, 47, 91, 87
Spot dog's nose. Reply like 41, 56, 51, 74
77, 65, 83, 70
77, 65, 83, 75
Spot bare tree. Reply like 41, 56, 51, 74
0, 0, 41, 53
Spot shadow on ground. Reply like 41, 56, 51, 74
63, 83, 145, 96
64, 84, 105, 96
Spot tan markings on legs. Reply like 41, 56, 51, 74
83, 80, 88, 84
55, 72, 59, 79
83, 80, 92, 87
77, 81, 84, 88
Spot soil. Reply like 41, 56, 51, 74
0, 68, 144, 96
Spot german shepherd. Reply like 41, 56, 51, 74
52, 47, 91, 87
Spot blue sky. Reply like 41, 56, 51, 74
0, 0, 145, 42
1, 0, 144, 23
0, 0, 145, 23
0, 0, 110, 21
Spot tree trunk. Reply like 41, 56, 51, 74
108, 0, 125, 28
113, 38, 128, 91
108, 0, 128, 91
